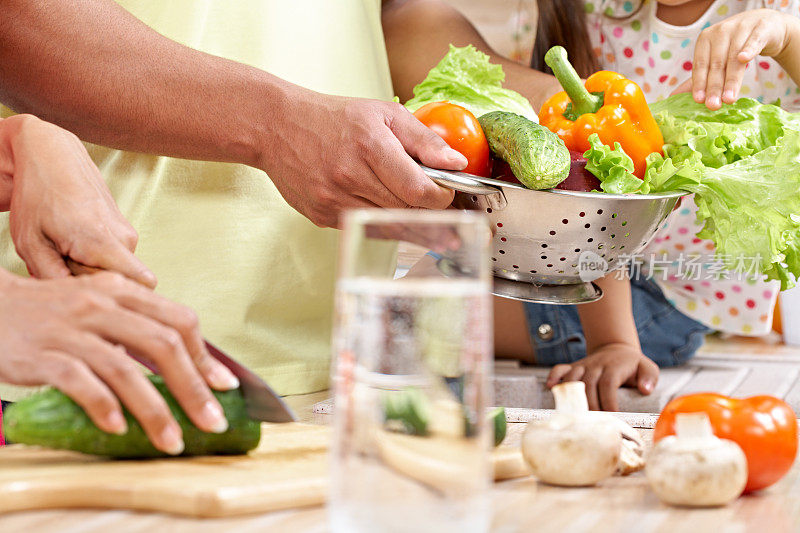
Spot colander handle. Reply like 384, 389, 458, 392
420, 165, 502, 197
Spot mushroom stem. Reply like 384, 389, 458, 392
552, 381, 589, 413
674, 412, 714, 441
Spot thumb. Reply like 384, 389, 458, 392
636, 358, 659, 395
390, 110, 467, 171
74, 239, 158, 289
22, 238, 72, 279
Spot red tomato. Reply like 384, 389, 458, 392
654, 393, 798, 493
413, 102, 491, 177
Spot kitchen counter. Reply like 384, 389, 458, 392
2, 385, 799, 533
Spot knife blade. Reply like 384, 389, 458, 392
123, 339, 296, 423
123, 340, 296, 423
203, 340, 296, 423
65, 259, 296, 422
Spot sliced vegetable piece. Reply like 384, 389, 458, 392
384, 388, 430, 436
490, 407, 507, 447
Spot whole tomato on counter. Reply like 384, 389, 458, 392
654, 393, 798, 493
413, 102, 491, 177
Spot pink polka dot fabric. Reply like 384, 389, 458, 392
583, 0, 797, 335
584, 0, 800, 110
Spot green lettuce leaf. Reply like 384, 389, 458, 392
583, 134, 647, 194
583, 94, 800, 288
651, 93, 798, 168
672, 129, 800, 288
404, 45, 537, 121
649, 95, 800, 288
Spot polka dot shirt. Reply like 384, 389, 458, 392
584, 0, 799, 335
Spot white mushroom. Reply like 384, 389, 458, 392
521, 381, 622, 486
646, 412, 748, 507
608, 416, 645, 476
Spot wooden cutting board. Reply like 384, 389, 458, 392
0, 422, 528, 518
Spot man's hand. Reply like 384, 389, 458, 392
260, 90, 467, 228
1, 114, 157, 287
546, 343, 659, 411
0, 270, 240, 455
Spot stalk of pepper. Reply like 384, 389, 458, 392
538, 46, 663, 178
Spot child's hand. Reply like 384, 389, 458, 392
546, 343, 658, 411
689, 9, 800, 110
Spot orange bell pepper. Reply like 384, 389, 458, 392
538, 46, 663, 178
654, 393, 798, 493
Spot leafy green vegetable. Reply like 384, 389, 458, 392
651, 93, 797, 168
404, 45, 537, 121
584, 134, 648, 194
649, 130, 800, 288
584, 93, 800, 289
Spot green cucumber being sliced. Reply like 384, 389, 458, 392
3, 375, 261, 458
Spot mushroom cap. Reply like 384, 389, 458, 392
646, 435, 748, 507
522, 413, 622, 486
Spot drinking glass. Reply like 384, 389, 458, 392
329, 209, 493, 533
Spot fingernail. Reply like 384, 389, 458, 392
106, 411, 128, 435
694, 90, 705, 102
707, 96, 720, 109
723, 90, 734, 102
143, 270, 158, 288
202, 400, 229, 433
210, 365, 239, 390
642, 379, 654, 393
161, 425, 185, 455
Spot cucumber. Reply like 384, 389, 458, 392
384, 388, 507, 446
478, 111, 570, 189
490, 407, 507, 447
384, 388, 430, 436
3, 375, 260, 458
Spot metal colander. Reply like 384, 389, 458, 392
423, 166, 683, 286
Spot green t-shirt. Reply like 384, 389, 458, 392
0, 0, 395, 398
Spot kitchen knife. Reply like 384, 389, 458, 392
203, 340, 296, 423
122, 339, 296, 423
65, 259, 296, 422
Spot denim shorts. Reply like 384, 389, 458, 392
523, 275, 711, 367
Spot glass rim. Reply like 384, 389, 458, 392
342, 208, 488, 227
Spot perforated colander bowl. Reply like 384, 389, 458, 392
422, 166, 683, 285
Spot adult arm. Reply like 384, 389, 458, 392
0, 0, 466, 227
382, 0, 563, 110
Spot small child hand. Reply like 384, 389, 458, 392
546, 343, 658, 411
691, 9, 799, 110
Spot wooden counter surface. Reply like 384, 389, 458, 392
1, 388, 799, 533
